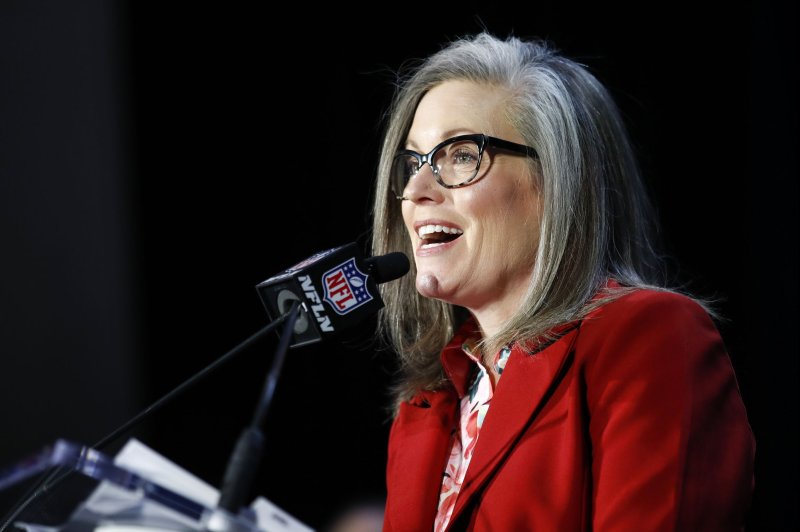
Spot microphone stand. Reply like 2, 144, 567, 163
206, 299, 301, 531
0, 305, 299, 532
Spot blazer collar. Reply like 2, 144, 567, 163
440, 318, 482, 397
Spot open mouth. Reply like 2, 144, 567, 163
417, 224, 463, 247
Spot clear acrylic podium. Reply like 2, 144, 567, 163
0, 439, 312, 532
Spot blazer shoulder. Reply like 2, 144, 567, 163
581, 287, 716, 339
575, 286, 731, 399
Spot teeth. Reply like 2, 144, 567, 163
417, 224, 464, 238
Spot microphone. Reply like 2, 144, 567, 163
212, 244, 408, 520
255, 242, 409, 348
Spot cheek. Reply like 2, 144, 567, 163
468, 175, 536, 228
401, 203, 415, 237
518, 189, 542, 235
492, 179, 542, 257
509, 168, 541, 225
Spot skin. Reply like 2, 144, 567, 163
400, 80, 542, 342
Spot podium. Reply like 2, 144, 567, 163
0, 439, 313, 532
0, 302, 313, 532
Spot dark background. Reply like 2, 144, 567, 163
0, 1, 796, 530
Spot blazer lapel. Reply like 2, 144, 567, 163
449, 324, 580, 523
385, 388, 458, 530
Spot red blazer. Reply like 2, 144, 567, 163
383, 288, 755, 531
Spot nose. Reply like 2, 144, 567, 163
402, 163, 442, 203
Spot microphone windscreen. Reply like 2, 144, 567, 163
366, 252, 410, 284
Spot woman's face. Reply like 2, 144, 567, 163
400, 80, 542, 332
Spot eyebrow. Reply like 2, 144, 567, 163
405, 129, 479, 151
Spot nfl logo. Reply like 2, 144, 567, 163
322, 258, 374, 315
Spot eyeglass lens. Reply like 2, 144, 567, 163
393, 138, 482, 191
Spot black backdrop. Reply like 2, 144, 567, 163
0, 1, 796, 530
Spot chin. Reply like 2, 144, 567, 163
417, 273, 466, 306
415, 273, 440, 299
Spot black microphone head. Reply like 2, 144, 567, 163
366, 252, 410, 284
256, 243, 409, 348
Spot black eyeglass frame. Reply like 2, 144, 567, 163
392, 133, 539, 191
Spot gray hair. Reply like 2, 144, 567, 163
370, 32, 674, 407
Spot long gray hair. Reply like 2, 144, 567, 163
370, 32, 671, 407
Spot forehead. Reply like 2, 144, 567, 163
408, 80, 517, 145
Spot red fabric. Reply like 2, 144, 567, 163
383, 288, 755, 531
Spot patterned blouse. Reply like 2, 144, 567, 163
434, 341, 512, 532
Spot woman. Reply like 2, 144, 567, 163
369, 33, 755, 530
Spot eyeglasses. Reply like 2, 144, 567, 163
391, 133, 538, 193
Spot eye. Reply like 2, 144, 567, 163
403, 156, 421, 176
443, 140, 480, 167
451, 147, 479, 165
393, 154, 422, 190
